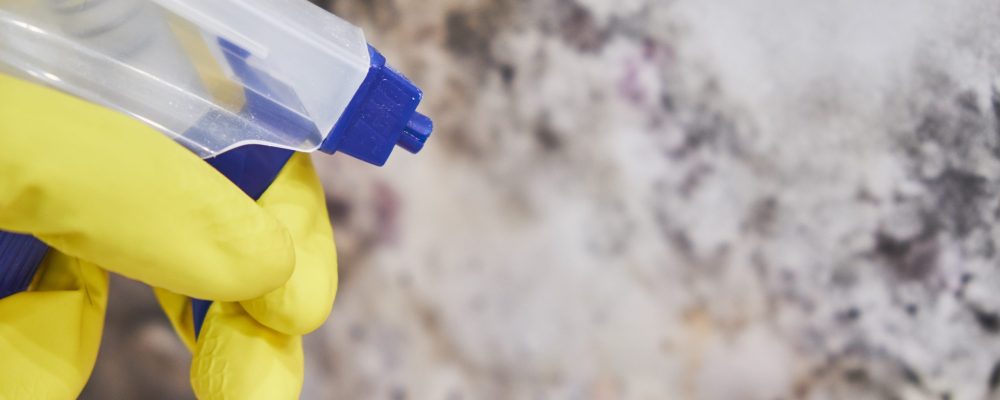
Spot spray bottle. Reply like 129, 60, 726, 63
0, 0, 432, 335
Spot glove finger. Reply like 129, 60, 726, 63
153, 287, 197, 351
240, 153, 338, 335
191, 302, 303, 400
0, 251, 108, 399
153, 155, 337, 344
0, 74, 294, 301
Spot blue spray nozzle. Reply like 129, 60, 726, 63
400, 111, 433, 153
319, 46, 432, 166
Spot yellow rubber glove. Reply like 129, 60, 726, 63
0, 74, 338, 399
155, 152, 339, 400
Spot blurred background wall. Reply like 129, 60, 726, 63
82, 0, 1000, 399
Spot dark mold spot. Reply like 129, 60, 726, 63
956, 272, 973, 299
901, 364, 923, 387
535, 0, 611, 52
988, 359, 1000, 392
498, 64, 516, 86
837, 307, 862, 322
743, 196, 779, 235
670, 105, 737, 159
914, 111, 946, 144
856, 187, 880, 204
326, 196, 352, 223
654, 196, 694, 258
972, 307, 1000, 334
875, 229, 938, 281
445, 10, 488, 58
955, 90, 980, 115
982, 239, 997, 258
534, 118, 563, 152
443, 2, 515, 66
660, 93, 675, 112
556, 0, 608, 51
991, 87, 1000, 139
905, 304, 919, 316
927, 169, 987, 237
910, 91, 994, 166
844, 368, 868, 383
678, 164, 712, 198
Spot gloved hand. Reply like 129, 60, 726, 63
155, 152, 339, 399
0, 74, 338, 399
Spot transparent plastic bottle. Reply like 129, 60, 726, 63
0, 0, 393, 158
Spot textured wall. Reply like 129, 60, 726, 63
84, 1, 1000, 399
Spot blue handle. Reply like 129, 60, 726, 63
0, 233, 49, 298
